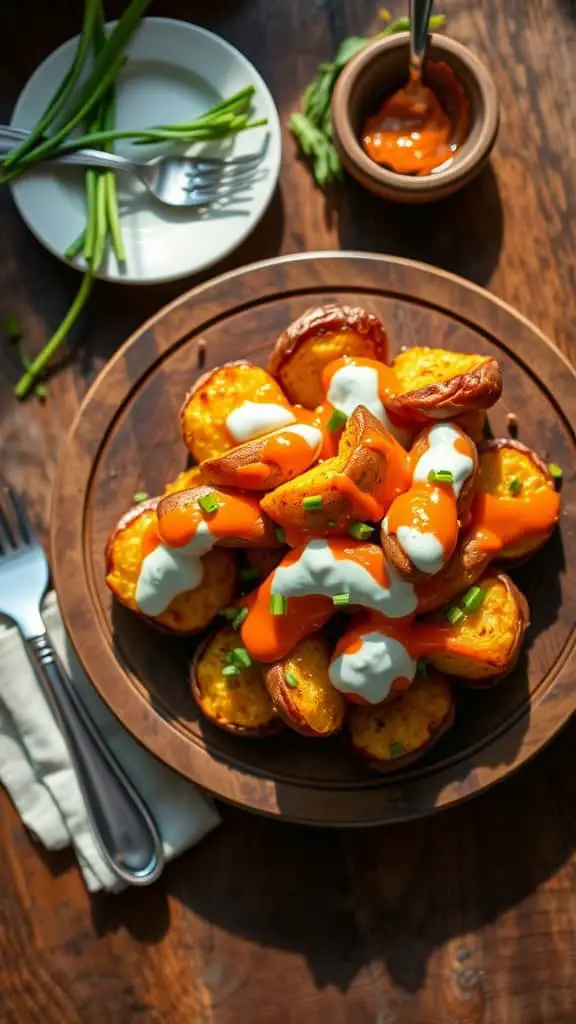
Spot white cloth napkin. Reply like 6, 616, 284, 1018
0, 592, 220, 892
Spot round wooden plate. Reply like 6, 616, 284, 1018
51, 253, 576, 826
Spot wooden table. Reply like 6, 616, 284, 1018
1, 1, 575, 1021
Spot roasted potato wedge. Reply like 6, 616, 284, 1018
269, 305, 389, 409
427, 573, 530, 684
163, 465, 210, 495
157, 485, 280, 548
180, 360, 292, 462
416, 534, 492, 614
265, 634, 345, 736
348, 672, 454, 772
261, 406, 410, 542
105, 501, 237, 633
386, 347, 502, 423
191, 626, 283, 735
201, 422, 323, 491
475, 439, 560, 560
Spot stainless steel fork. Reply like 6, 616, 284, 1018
0, 478, 164, 886
0, 124, 267, 208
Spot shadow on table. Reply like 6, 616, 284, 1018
336, 161, 504, 288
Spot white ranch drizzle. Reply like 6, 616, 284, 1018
412, 423, 474, 497
329, 630, 416, 704
396, 526, 445, 574
282, 422, 323, 451
226, 402, 296, 443
326, 363, 411, 446
135, 522, 215, 616
270, 539, 417, 618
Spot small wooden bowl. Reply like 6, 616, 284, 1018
331, 33, 499, 203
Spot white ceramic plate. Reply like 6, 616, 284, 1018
9, 18, 281, 284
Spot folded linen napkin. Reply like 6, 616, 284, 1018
0, 592, 220, 892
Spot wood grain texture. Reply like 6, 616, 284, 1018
50, 252, 576, 825
0, 0, 575, 1021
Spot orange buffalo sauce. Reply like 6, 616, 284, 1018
469, 490, 560, 554
158, 491, 265, 548
232, 424, 322, 489
386, 482, 459, 566
362, 61, 470, 176
241, 575, 333, 663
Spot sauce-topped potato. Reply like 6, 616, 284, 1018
265, 634, 345, 736
269, 304, 389, 409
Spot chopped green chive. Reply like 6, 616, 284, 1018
274, 526, 286, 544
428, 469, 454, 485
220, 606, 238, 621
446, 605, 465, 626
327, 519, 337, 528
229, 646, 252, 668
389, 741, 406, 757
133, 490, 149, 504
232, 607, 249, 630
509, 477, 522, 496
332, 592, 351, 607
240, 566, 261, 583
285, 670, 299, 689
461, 585, 486, 614
348, 520, 374, 541
2, 315, 23, 341
222, 664, 239, 678
303, 495, 323, 510
327, 408, 348, 432
548, 463, 563, 488
270, 593, 287, 616
417, 658, 429, 678
198, 491, 220, 515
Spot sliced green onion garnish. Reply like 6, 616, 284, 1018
332, 592, 350, 607
327, 408, 348, 432
327, 519, 337, 528
548, 463, 563, 487
303, 495, 323, 510
509, 477, 522, 496
220, 606, 237, 621
2, 315, 23, 341
461, 585, 486, 614
230, 646, 252, 668
446, 605, 465, 626
348, 520, 374, 541
389, 741, 406, 757
198, 491, 220, 514
274, 526, 286, 544
133, 490, 149, 503
232, 607, 249, 630
428, 469, 454, 485
222, 664, 239, 677
285, 670, 299, 689
270, 593, 286, 615
240, 566, 261, 583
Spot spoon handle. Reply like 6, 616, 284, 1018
409, 0, 436, 71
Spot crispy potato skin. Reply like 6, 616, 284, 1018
454, 409, 487, 444
201, 426, 320, 491
191, 626, 282, 735
477, 439, 558, 560
269, 305, 389, 408
416, 535, 492, 614
387, 348, 502, 422
348, 672, 454, 772
428, 573, 530, 683
105, 501, 237, 633
261, 406, 395, 539
163, 465, 210, 495
180, 360, 290, 462
157, 485, 281, 548
265, 634, 345, 736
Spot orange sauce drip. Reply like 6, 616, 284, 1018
158, 492, 264, 548
469, 489, 560, 553
363, 427, 413, 509
260, 425, 321, 479
141, 521, 160, 559
386, 482, 459, 565
361, 61, 470, 177
337, 612, 479, 666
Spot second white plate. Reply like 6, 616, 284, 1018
10, 18, 282, 284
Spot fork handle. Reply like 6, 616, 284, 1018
26, 633, 164, 886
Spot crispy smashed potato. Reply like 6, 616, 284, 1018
180, 361, 291, 462
416, 535, 492, 614
105, 501, 237, 633
269, 305, 389, 409
265, 634, 345, 736
261, 406, 404, 540
387, 347, 502, 422
163, 465, 209, 495
201, 422, 322, 491
157, 485, 280, 548
427, 573, 530, 683
192, 626, 282, 735
348, 672, 454, 772
476, 440, 559, 560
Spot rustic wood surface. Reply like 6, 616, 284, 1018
0, 0, 575, 1021
50, 252, 576, 827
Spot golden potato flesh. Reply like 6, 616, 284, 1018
163, 465, 210, 495
266, 634, 345, 736
476, 441, 557, 559
193, 626, 279, 734
393, 347, 489, 393
105, 505, 237, 633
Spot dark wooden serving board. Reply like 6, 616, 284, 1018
50, 253, 576, 826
